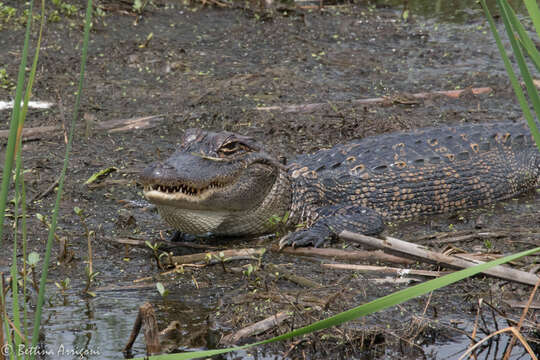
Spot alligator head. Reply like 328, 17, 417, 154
140, 129, 291, 236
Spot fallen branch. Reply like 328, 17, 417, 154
279, 246, 413, 265
111, 237, 219, 251
256, 87, 492, 113
265, 263, 321, 288
503, 299, 540, 309
430, 232, 507, 246
0, 114, 165, 140
101, 114, 165, 133
166, 248, 265, 266
370, 277, 423, 285
339, 231, 540, 286
29, 176, 60, 203
95, 281, 172, 292
322, 263, 447, 278
221, 311, 291, 345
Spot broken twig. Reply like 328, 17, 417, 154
322, 263, 447, 278
256, 87, 492, 113
0, 115, 165, 140
279, 246, 413, 265
339, 231, 540, 286
166, 248, 265, 266
221, 311, 291, 345
265, 263, 321, 288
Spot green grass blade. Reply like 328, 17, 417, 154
498, 0, 540, 150
524, 0, 540, 40
15, 0, 46, 344
20, 175, 29, 342
0, 1, 34, 248
19, 0, 45, 131
135, 247, 540, 360
11, 175, 22, 359
0, 279, 15, 359
502, 1, 540, 73
30, 0, 94, 355
480, 1, 537, 137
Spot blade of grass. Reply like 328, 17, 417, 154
131, 247, 540, 360
524, 0, 540, 40
502, 1, 540, 73
10, 180, 22, 359
0, 276, 14, 359
14, 0, 46, 344
481, 0, 540, 150
30, 0, 94, 355
498, 0, 540, 149
0, 1, 36, 356
17, 0, 46, 144
0, 1, 34, 248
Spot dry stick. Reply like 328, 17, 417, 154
112, 237, 219, 251
503, 299, 540, 309
28, 176, 60, 203
167, 248, 265, 266
0, 114, 165, 140
265, 263, 321, 288
123, 302, 161, 355
322, 263, 447, 278
221, 311, 292, 345
429, 232, 507, 246
95, 282, 173, 292
469, 298, 483, 359
370, 277, 423, 285
279, 246, 413, 265
503, 277, 540, 360
458, 327, 538, 360
256, 87, 492, 113
339, 231, 540, 286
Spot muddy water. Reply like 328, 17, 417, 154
0, 0, 539, 359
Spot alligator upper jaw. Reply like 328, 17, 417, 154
142, 180, 229, 205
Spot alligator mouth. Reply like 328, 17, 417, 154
142, 179, 231, 205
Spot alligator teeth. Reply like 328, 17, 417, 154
147, 181, 225, 196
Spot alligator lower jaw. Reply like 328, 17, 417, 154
143, 182, 227, 204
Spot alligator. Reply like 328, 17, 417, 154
141, 121, 540, 248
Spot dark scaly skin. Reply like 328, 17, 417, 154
140, 122, 540, 247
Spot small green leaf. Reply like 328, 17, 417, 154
28, 252, 40, 266
84, 167, 117, 185
156, 282, 165, 295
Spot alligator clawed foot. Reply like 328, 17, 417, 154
279, 229, 328, 249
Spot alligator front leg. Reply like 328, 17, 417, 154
279, 205, 384, 248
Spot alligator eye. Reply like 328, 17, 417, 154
218, 141, 248, 156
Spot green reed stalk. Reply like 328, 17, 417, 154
14, 0, 46, 344
0, 1, 34, 248
30, 1, 94, 355
0, 1, 35, 357
481, 0, 540, 150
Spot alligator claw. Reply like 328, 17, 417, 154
279, 229, 329, 249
